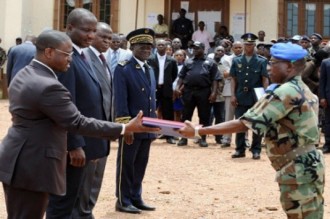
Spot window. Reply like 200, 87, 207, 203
280, 0, 330, 39
53, 0, 118, 32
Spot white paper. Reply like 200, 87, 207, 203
181, 1, 189, 12
254, 87, 265, 100
232, 13, 246, 41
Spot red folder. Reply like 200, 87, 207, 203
142, 117, 186, 138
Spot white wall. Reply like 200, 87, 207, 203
118, 0, 164, 35
230, 0, 278, 42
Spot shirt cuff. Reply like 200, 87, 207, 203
121, 124, 125, 135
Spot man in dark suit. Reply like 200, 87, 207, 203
320, 58, 330, 154
148, 39, 178, 144
46, 8, 109, 218
114, 28, 157, 214
0, 30, 158, 219
71, 22, 113, 218
6, 34, 36, 85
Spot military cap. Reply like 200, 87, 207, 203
264, 43, 273, 50
300, 35, 310, 42
126, 28, 155, 45
270, 42, 307, 62
192, 41, 205, 49
311, 33, 322, 40
241, 33, 258, 43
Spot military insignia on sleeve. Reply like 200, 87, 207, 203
115, 116, 132, 124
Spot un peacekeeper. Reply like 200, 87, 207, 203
230, 33, 269, 159
178, 42, 325, 218
175, 41, 220, 147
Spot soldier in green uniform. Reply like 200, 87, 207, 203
178, 42, 325, 218
230, 33, 269, 159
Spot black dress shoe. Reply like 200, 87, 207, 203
322, 147, 330, 154
115, 201, 141, 214
166, 137, 176, 144
177, 138, 187, 146
231, 151, 246, 158
221, 143, 231, 148
199, 139, 208, 147
133, 202, 156, 211
252, 153, 260, 160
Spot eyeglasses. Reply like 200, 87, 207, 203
55, 48, 74, 57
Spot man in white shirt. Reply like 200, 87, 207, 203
192, 21, 214, 54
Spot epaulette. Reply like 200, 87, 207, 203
115, 116, 131, 124
118, 60, 130, 67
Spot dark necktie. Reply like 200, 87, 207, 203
99, 54, 111, 82
144, 63, 151, 85
81, 51, 86, 60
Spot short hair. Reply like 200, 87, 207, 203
66, 8, 96, 26
36, 30, 71, 52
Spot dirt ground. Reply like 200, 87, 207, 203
0, 99, 329, 219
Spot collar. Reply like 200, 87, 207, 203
72, 43, 84, 55
32, 59, 58, 79
89, 46, 102, 57
133, 56, 146, 67
157, 53, 166, 59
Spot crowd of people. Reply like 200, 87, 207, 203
0, 6, 329, 219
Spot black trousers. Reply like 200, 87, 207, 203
323, 106, 330, 149
182, 87, 211, 139
234, 105, 261, 154
116, 138, 151, 207
156, 86, 174, 121
47, 157, 85, 219
3, 183, 49, 219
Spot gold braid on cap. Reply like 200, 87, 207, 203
115, 116, 131, 124
129, 34, 153, 44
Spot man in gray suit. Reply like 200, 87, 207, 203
0, 30, 158, 219
72, 22, 113, 218
6, 34, 36, 85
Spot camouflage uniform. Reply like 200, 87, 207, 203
240, 76, 325, 218
0, 47, 6, 67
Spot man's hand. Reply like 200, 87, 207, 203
125, 111, 160, 133
320, 98, 328, 108
231, 95, 238, 107
177, 120, 196, 138
208, 93, 217, 103
69, 147, 86, 167
124, 132, 134, 145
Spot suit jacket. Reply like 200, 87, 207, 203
84, 47, 113, 121
319, 58, 330, 102
0, 60, 122, 195
6, 41, 36, 85
113, 57, 157, 139
57, 48, 109, 160
148, 54, 178, 98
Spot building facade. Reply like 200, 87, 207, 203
0, 0, 329, 52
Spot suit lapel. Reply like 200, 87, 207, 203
87, 48, 111, 87
74, 49, 99, 84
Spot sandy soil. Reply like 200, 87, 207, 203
0, 99, 329, 219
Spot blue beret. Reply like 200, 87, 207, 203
270, 42, 307, 62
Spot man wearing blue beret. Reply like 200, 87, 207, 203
178, 42, 325, 218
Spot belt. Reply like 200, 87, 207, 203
243, 87, 249, 92
271, 145, 316, 171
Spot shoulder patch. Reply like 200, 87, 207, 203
118, 60, 129, 66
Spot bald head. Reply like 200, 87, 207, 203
66, 8, 96, 26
